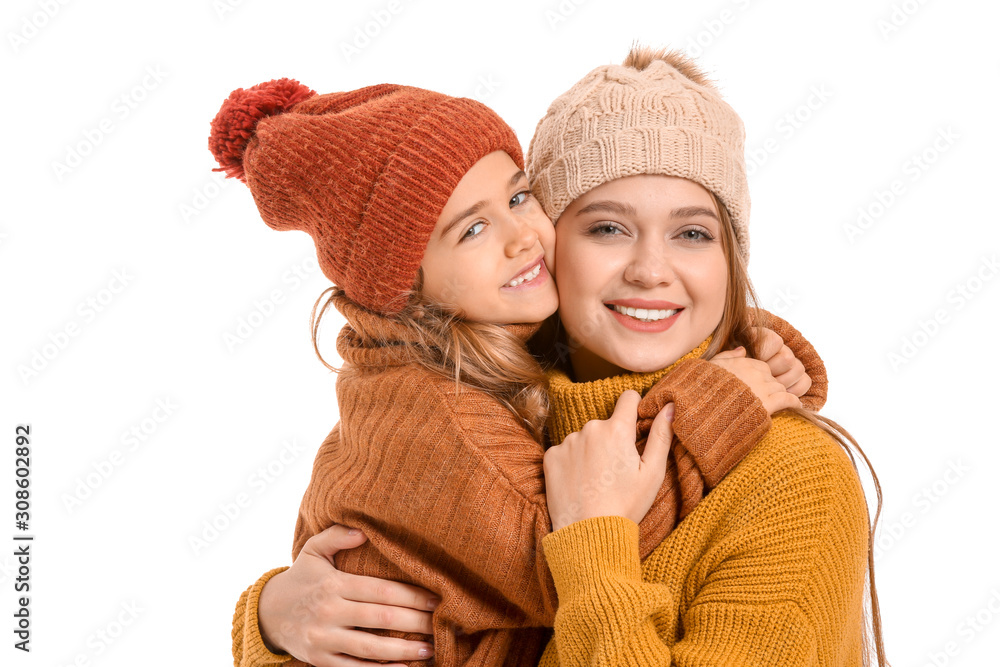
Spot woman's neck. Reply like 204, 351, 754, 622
568, 346, 628, 383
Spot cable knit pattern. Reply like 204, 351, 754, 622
539, 412, 869, 666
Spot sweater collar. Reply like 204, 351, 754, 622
546, 337, 712, 446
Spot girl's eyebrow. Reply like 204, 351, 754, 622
441, 170, 528, 238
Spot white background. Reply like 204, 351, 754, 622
3, 0, 998, 665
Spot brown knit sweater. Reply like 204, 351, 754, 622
231, 302, 827, 667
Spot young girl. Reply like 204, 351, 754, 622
210, 78, 827, 667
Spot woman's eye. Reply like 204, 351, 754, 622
462, 221, 486, 241
588, 222, 623, 236
678, 228, 711, 242
510, 191, 529, 207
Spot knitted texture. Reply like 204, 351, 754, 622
526, 53, 751, 259
231, 566, 291, 667
209, 80, 524, 314
545, 309, 828, 561
229, 305, 825, 667
538, 413, 870, 666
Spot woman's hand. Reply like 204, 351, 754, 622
751, 326, 813, 397
544, 391, 674, 532
258, 524, 438, 667
710, 346, 801, 415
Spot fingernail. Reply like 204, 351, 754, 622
419, 645, 435, 658
663, 403, 675, 420
347, 528, 360, 535
427, 597, 441, 610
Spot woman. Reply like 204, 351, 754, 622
215, 57, 837, 667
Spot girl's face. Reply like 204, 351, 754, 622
421, 151, 558, 325
554, 175, 728, 382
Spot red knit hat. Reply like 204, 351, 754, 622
208, 79, 524, 314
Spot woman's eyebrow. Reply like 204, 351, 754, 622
575, 200, 636, 217
671, 206, 719, 221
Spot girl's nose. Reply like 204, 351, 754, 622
504, 216, 539, 257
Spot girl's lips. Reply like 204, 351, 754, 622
501, 256, 547, 290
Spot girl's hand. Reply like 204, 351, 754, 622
751, 326, 813, 397
544, 391, 674, 532
258, 524, 438, 666
710, 347, 802, 415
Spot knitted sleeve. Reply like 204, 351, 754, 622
539, 417, 869, 666
287, 369, 556, 666
231, 567, 293, 667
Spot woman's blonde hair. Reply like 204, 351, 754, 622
708, 193, 888, 667
309, 280, 550, 442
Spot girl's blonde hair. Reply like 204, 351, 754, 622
309, 282, 550, 441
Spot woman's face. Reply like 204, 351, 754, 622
421, 151, 558, 325
553, 175, 728, 382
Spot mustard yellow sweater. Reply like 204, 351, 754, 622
538, 365, 870, 666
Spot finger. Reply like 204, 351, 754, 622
751, 327, 782, 360
785, 373, 812, 398
340, 599, 434, 635
641, 402, 674, 471
775, 362, 806, 393
337, 570, 442, 612
765, 346, 796, 377
333, 628, 434, 663
611, 390, 641, 423
711, 346, 746, 360
302, 524, 369, 561
765, 391, 803, 414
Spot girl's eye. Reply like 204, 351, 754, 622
510, 191, 530, 208
461, 221, 486, 241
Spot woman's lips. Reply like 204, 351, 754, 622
605, 301, 683, 333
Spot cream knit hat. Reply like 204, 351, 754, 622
527, 48, 750, 260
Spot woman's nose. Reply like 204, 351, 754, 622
623, 242, 675, 287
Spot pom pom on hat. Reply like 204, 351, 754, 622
208, 78, 316, 182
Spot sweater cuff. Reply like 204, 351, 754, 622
542, 516, 641, 598
233, 567, 293, 667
